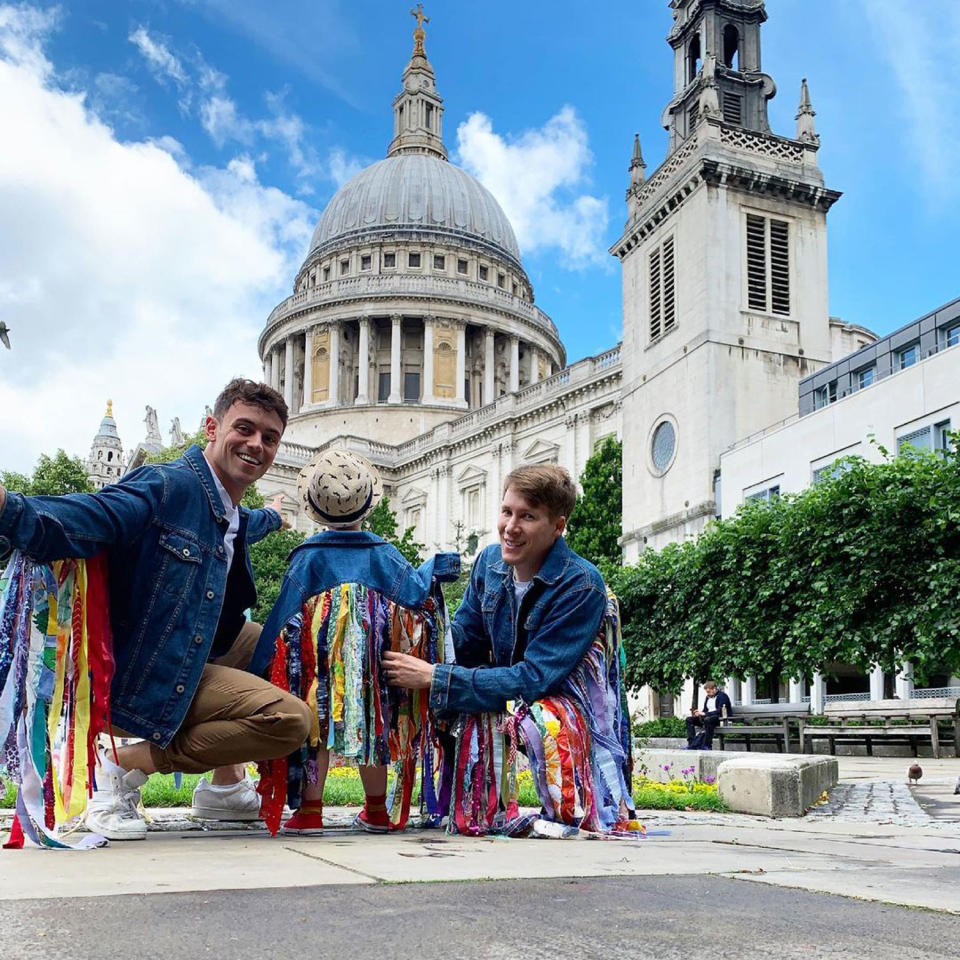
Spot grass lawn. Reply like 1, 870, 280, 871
2, 767, 726, 813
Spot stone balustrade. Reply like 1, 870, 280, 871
263, 273, 559, 341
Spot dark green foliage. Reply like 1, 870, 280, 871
249, 527, 306, 622
2, 450, 93, 496
632, 716, 687, 739
566, 436, 622, 568
363, 496, 425, 565
442, 568, 471, 615
615, 443, 960, 695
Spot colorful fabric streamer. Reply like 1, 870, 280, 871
257, 581, 449, 836
445, 590, 636, 836
0, 550, 114, 849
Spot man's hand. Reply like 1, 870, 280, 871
382, 650, 435, 690
269, 494, 291, 530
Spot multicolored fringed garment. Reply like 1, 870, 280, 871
0, 550, 114, 849
257, 581, 450, 835
445, 590, 638, 836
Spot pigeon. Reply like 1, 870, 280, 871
954, 777, 960, 796
907, 763, 922, 784
0, 322, 9, 350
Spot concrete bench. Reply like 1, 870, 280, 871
715, 702, 810, 753
800, 698, 959, 759
716, 754, 839, 818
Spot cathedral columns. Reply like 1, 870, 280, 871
283, 336, 295, 409
509, 336, 520, 393
356, 316, 371, 404
422, 316, 436, 404
455, 322, 467, 406
328, 321, 341, 406
303, 327, 314, 407
389, 314, 402, 403
483, 330, 495, 407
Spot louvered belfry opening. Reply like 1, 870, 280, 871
746, 213, 790, 317
649, 236, 677, 342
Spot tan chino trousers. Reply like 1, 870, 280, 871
131, 621, 311, 775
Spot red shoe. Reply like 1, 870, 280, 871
353, 807, 391, 834
281, 809, 325, 836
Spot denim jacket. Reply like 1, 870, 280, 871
429, 537, 607, 715
251, 530, 461, 677
0, 445, 280, 746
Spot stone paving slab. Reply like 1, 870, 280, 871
734, 864, 960, 914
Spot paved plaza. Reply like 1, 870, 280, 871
2, 756, 959, 958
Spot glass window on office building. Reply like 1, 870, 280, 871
945, 324, 960, 349
897, 420, 951, 455
857, 366, 875, 389
898, 343, 919, 369
745, 484, 780, 503
813, 381, 837, 410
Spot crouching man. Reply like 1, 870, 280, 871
383, 465, 634, 832
0, 379, 311, 839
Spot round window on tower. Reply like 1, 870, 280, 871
649, 417, 678, 476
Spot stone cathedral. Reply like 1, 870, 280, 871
92, 0, 875, 572
246, 0, 872, 557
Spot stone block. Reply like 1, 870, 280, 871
717, 754, 839, 817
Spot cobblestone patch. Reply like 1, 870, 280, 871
807, 781, 938, 827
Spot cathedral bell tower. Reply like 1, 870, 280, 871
614, 0, 841, 560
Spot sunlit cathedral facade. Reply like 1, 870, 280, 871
252, 0, 869, 560
255, 11, 622, 553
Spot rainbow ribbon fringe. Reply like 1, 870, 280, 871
446, 591, 636, 836
257, 581, 449, 835
0, 550, 114, 849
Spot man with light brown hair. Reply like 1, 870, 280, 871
384, 463, 607, 716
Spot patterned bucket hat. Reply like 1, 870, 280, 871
298, 449, 383, 527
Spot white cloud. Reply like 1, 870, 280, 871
200, 93, 254, 146
861, 0, 960, 200
129, 26, 188, 90
327, 147, 366, 188
455, 106, 610, 269
0, 6, 316, 472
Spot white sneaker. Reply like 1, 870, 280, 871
191, 775, 261, 821
84, 762, 149, 841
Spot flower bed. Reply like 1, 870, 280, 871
3, 765, 728, 813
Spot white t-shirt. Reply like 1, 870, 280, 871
704, 694, 717, 714
210, 469, 240, 569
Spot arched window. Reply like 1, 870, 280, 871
687, 34, 702, 82
723, 25, 739, 70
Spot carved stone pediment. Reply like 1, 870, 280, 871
401, 485, 428, 506
456, 464, 487, 486
522, 438, 560, 464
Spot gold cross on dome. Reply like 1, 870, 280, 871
410, 3, 429, 55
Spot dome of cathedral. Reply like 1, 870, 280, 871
308, 155, 522, 266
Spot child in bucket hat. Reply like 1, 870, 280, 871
252, 449, 460, 835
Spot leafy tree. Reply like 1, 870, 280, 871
566, 436, 622, 570
363, 496, 425, 565
2, 450, 93, 496
615, 442, 960, 696
249, 527, 306, 622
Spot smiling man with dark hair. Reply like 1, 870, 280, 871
0, 379, 311, 840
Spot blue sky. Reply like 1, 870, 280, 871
1, 1, 958, 470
